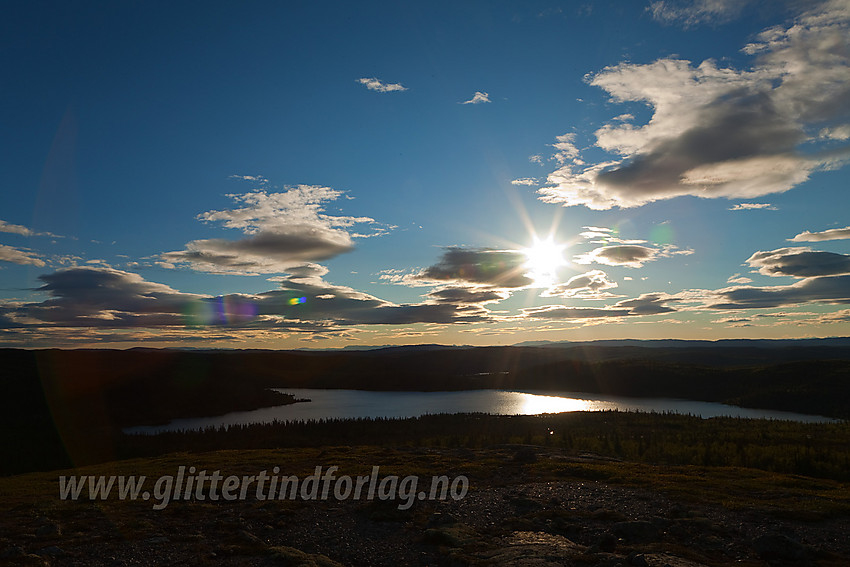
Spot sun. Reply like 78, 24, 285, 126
523, 236, 566, 286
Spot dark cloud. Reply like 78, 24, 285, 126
426, 286, 510, 305
523, 292, 677, 320
710, 275, 850, 310
574, 245, 657, 267
613, 293, 677, 315
162, 231, 353, 274
16, 267, 200, 327
747, 248, 850, 278
421, 247, 533, 288
1, 267, 495, 332
162, 186, 383, 275
254, 278, 491, 326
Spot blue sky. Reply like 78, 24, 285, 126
2, 0, 849, 348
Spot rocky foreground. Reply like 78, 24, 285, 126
1, 446, 849, 566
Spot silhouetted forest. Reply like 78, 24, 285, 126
1, 342, 849, 475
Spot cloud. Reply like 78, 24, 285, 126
4, 267, 202, 328
420, 247, 534, 288
819, 124, 850, 140
574, 245, 658, 268
521, 305, 630, 320
228, 174, 268, 184
537, 2, 850, 209
162, 185, 384, 275
551, 133, 581, 165
522, 293, 677, 320
789, 226, 850, 242
613, 293, 678, 315
708, 275, 850, 310
727, 273, 753, 284
0, 265, 500, 335
426, 286, 510, 305
357, 77, 407, 92
0, 244, 45, 267
647, 0, 752, 27
0, 219, 62, 238
461, 91, 491, 104
511, 178, 539, 186
729, 203, 777, 211
540, 270, 618, 298
0, 220, 34, 237
746, 247, 850, 278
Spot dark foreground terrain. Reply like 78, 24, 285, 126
1, 444, 849, 567
3, 342, 850, 475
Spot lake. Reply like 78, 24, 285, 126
124, 388, 837, 434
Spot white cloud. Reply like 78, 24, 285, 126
550, 132, 581, 165
819, 124, 850, 140
729, 203, 777, 211
511, 178, 538, 186
162, 185, 386, 275
0, 219, 62, 238
537, 2, 850, 209
540, 270, 618, 298
727, 273, 753, 284
357, 77, 407, 92
789, 226, 850, 242
461, 91, 491, 104
0, 220, 33, 237
0, 244, 45, 267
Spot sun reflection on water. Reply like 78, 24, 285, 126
510, 392, 615, 415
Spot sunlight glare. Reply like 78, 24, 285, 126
518, 393, 596, 414
523, 236, 566, 286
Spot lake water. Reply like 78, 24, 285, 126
124, 388, 837, 434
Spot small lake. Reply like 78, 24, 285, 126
124, 388, 838, 434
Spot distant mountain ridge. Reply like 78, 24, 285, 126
293, 337, 850, 352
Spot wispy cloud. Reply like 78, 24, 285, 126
0, 220, 34, 237
729, 203, 777, 211
510, 178, 538, 186
0, 219, 62, 238
357, 77, 407, 92
0, 244, 45, 267
460, 91, 490, 104
537, 1, 850, 209
540, 270, 618, 298
727, 273, 753, 284
647, 0, 753, 27
789, 226, 850, 242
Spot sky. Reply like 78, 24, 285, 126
1, 0, 849, 349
